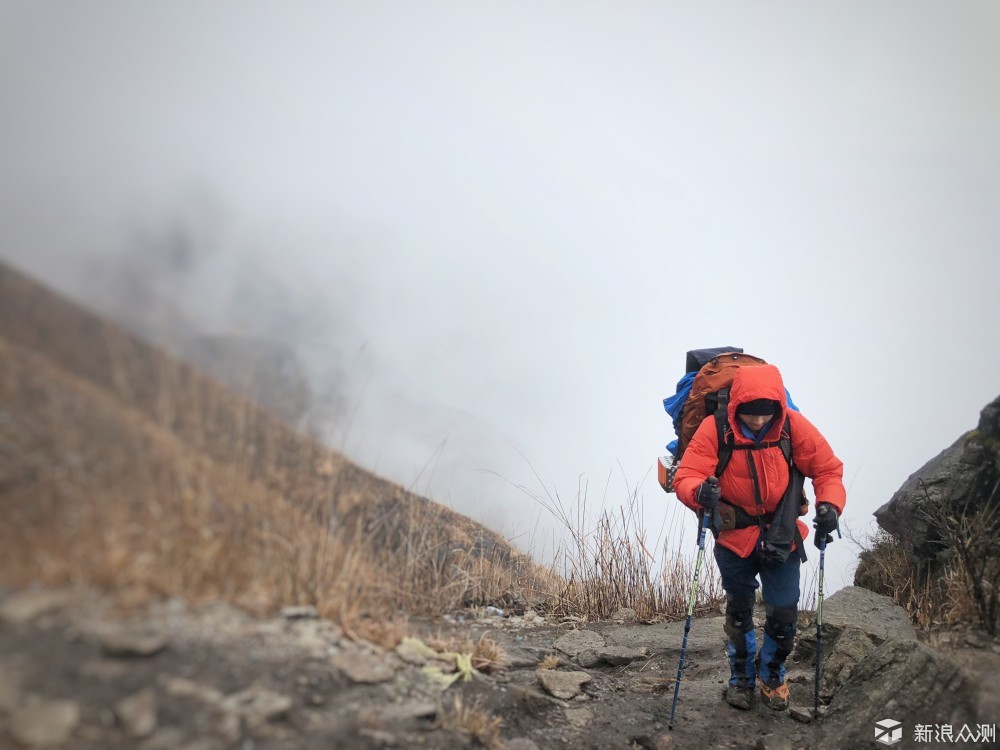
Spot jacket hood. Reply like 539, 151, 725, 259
728, 364, 787, 438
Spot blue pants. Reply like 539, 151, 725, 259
714, 544, 800, 687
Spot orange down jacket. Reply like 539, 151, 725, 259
673, 364, 847, 558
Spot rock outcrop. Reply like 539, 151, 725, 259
792, 587, 917, 701
814, 639, 980, 749
867, 394, 1000, 563
789, 586, 992, 749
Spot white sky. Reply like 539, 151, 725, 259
2, 2, 998, 594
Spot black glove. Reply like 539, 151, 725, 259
696, 477, 721, 512
813, 502, 839, 548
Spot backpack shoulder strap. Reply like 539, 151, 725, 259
713, 387, 734, 478
779, 416, 807, 562
716, 408, 793, 477
779, 416, 792, 464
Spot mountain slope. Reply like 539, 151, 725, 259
0, 259, 554, 618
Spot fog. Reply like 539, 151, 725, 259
2, 2, 999, 593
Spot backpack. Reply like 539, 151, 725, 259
659, 347, 763, 489
676, 349, 768, 459
657, 347, 808, 563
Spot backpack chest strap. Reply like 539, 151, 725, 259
714, 414, 792, 478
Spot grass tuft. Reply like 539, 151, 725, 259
438, 695, 504, 749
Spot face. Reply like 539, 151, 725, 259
738, 413, 773, 431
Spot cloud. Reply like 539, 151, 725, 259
2, 2, 999, 587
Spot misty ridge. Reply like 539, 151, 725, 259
55, 190, 544, 551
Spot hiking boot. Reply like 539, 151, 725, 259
758, 678, 789, 711
725, 684, 754, 710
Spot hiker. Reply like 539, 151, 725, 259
672, 363, 846, 711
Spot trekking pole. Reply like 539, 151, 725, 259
814, 527, 841, 714
814, 536, 825, 714
668, 509, 711, 730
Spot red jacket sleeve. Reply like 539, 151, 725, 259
788, 411, 847, 515
673, 416, 721, 512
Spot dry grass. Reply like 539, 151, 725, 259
538, 654, 560, 670
521, 471, 724, 621
424, 632, 506, 674
923, 487, 1000, 635
468, 632, 505, 674
853, 427, 1000, 635
854, 527, 980, 629
0, 262, 559, 625
344, 617, 410, 652
0, 341, 369, 618
437, 695, 504, 749
0, 260, 710, 633
352, 496, 561, 616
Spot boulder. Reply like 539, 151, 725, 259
553, 630, 605, 657
536, 670, 592, 700
870, 394, 1000, 564
817, 586, 917, 643
788, 705, 813, 723
815, 640, 978, 749
792, 587, 917, 701
794, 587, 915, 661
596, 645, 647, 667
873, 433, 967, 559
330, 650, 396, 684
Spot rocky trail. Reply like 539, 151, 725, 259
2, 586, 997, 749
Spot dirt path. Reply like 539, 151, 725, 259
472, 612, 821, 749
0, 588, 842, 749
